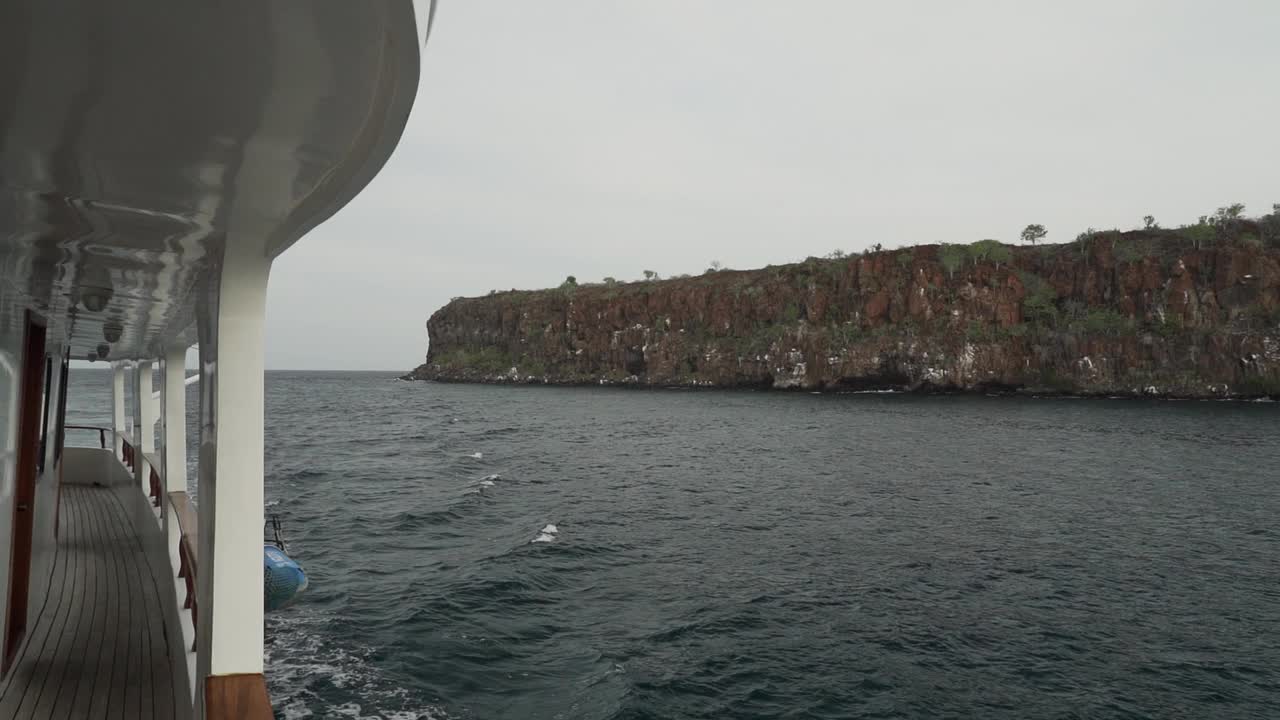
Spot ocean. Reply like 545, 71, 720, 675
66, 370, 1280, 719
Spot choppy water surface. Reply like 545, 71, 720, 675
69, 371, 1280, 718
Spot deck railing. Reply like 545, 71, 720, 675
169, 491, 199, 652
64, 424, 108, 449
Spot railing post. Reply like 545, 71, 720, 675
112, 362, 127, 460
135, 360, 156, 495
162, 346, 189, 523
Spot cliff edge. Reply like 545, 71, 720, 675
406, 220, 1280, 399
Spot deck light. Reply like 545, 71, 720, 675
79, 265, 114, 312
103, 320, 123, 343
97, 343, 110, 359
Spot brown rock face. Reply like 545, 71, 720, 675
407, 230, 1280, 398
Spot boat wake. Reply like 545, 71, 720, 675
267, 610, 450, 720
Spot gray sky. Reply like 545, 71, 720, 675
263, 0, 1280, 370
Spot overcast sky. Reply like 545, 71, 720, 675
262, 0, 1280, 370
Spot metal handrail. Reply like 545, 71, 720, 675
64, 424, 108, 448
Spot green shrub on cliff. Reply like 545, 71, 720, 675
938, 244, 965, 278
1115, 238, 1148, 264
1082, 309, 1130, 336
440, 347, 512, 373
967, 239, 1011, 268
1263, 209, 1280, 247
897, 251, 913, 269
965, 320, 995, 342
1018, 270, 1058, 326
1151, 313, 1183, 338
1178, 222, 1216, 249
830, 323, 863, 348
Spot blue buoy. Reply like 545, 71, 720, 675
264, 544, 308, 611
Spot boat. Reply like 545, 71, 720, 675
0, 1, 435, 717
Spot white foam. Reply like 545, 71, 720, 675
467, 452, 483, 459
531, 523, 559, 543
266, 610, 451, 720
329, 702, 450, 719
482, 473, 501, 481
479, 480, 495, 488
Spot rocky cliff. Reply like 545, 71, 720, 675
407, 219, 1280, 398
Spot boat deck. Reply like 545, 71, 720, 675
0, 484, 185, 719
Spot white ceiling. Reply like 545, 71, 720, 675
0, 0, 425, 360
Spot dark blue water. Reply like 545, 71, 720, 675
68, 371, 1280, 719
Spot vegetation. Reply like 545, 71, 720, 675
1080, 308, 1130, 336
1018, 270, 1058, 326
1114, 237, 1148, 264
965, 320, 995, 342
938, 244, 966, 278
1021, 224, 1047, 245
643, 270, 659, 281
897, 250, 913, 269
436, 347, 512, 373
967, 239, 1011, 267
830, 322, 862, 347
1178, 221, 1216, 249
1143, 215, 1158, 230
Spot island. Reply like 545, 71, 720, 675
405, 210, 1280, 399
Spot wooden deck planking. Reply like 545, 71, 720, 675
0, 485, 186, 719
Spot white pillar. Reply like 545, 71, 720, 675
195, 245, 271, 693
135, 360, 155, 493
162, 347, 188, 497
111, 362, 127, 459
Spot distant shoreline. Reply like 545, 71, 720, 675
408, 223, 1280, 402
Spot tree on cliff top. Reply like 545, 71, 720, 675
939, 244, 966, 278
968, 239, 1011, 268
1021, 224, 1047, 245
643, 270, 658, 281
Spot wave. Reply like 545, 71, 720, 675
531, 523, 559, 543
